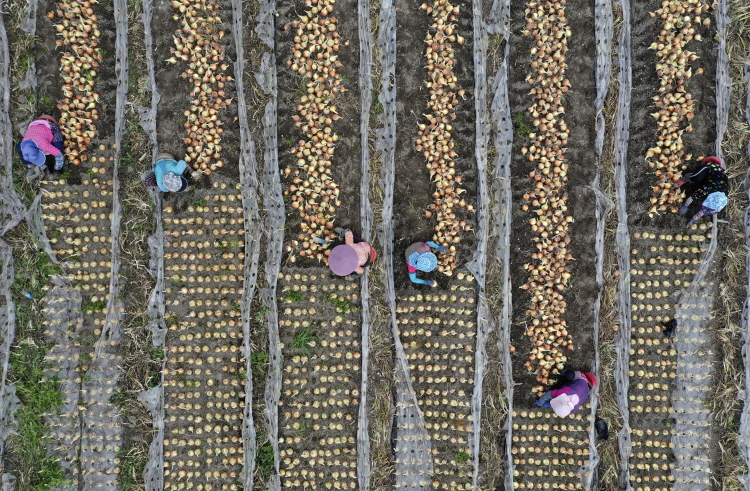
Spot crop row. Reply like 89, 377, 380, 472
510, 409, 589, 490
645, 0, 710, 214
396, 272, 476, 490
417, 0, 471, 276
627, 228, 709, 489
520, 0, 574, 394
167, 0, 231, 174
282, 0, 346, 259
48, 0, 103, 163
276, 268, 361, 490
162, 180, 245, 491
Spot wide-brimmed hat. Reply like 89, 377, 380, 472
582, 372, 599, 388
329, 245, 359, 276
163, 171, 187, 192
551, 393, 579, 417
702, 192, 727, 213
20, 140, 45, 165
408, 251, 437, 272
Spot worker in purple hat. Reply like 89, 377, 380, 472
17, 115, 65, 176
327, 228, 377, 279
405, 241, 447, 287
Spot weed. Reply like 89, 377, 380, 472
255, 442, 275, 479
192, 198, 206, 208
373, 100, 384, 115
324, 293, 355, 313
82, 300, 107, 313
291, 324, 317, 354
514, 113, 532, 136
251, 352, 269, 381
454, 451, 471, 463
283, 137, 295, 146
253, 304, 270, 325
284, 289, 303, 302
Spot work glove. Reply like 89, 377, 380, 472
672, 179, 685, 189
347, 272, 363, 280
53, 153, 64, 172
437, 245, 448, 252
430, 280, 438, 288
535, 399, 551, 407
336, 228, 350, 241
678, 204, 689, 215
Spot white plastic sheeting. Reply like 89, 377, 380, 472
739, 35, 750, 491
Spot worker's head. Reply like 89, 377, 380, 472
701, 156, 724, 169
408, 252, 437, 272
20, 140, 45, 165
550, 393, 579, 417
328, 244, 359, 276
163, 171, 188, 193
702, 191, 727, 214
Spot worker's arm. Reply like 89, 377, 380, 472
425, 241, 447, 252
344, 230, 354, 245
409, 271, 435, 287
166, 159, 188, 175
354, 265, 365, 275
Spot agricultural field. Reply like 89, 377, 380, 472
0, 0, 749, 490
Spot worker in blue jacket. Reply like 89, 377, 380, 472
405, 241, 447, 287
142, 153, 200, 193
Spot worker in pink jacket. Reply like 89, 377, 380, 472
17, 115, 65, 175
327, 228, 377, 279
536, 370, 598, 416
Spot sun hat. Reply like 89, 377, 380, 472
582, 372, 599, 388
702, 192, 727, 213
328, 244, 359, 276
163, 171, 187, 193
408, 251, 437, 272
368, 246, 377, 264
20, 140, 45, 165
550, 393, 579, 417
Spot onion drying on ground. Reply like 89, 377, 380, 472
417, 0, 471, 277
646, 0, 710, 215
520, 0, 574, 395
49, 0, 102, 165
282, 0, 346, 261
168, 0, 231, 175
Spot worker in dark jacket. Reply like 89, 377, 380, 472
405, 241, 447, 287
675, 156, 728, 226
536, 370, 598, 416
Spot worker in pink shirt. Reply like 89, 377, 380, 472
17, 115, 65, 175
327, 228, 377, 279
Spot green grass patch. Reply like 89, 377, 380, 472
82, 300, 107, 314
255, 441, 275, 480
284, 289, 303, 302
323, 293, 355, 313
290, 324, 317, 355
454, 451, 471, 464
250, 352, 269, 381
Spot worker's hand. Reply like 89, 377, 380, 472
678, 205, 689, 215
672, 179, 685, 189
437, 245, 448, 252
430, 281, 438, 288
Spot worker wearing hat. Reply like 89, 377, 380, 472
328, 228, 377, 279
536, 370, 598, 417
674, 156, 728, 226
142, 153, 200, 193
405, 241, 447, 287
17, 115, 65, 175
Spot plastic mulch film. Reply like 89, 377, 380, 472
0, 10, 25, 236
256, 0, 282, 484
44, 277, 83, 491
612, 0, 633, 485
486, 0, 514, 488
356, 0, 374, 487
140, 0, 167, 489
0, 240, 20, 483
26, 195, 59, 264
713, 0, 730, 160
668, 221, 717, 488
376, 0, 433, 486
581, 0, 614, 486
739, 42, 750, 490
466, 0, 492, 487
230, 0, 262, 486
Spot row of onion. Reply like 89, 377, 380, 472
520, 0, 574, 395
645, 0, 710, 215
283, 0, 346, 260
48, 0, 102, 165
168, 0, 231, 174
417, 0, 471, 276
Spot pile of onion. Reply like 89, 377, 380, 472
520, 0, 574, 395
168, 0, 231, 175
417, 0, 471, 277
48, 0, 102, 165
645, 0, 709, 215
282, 0, 346, 261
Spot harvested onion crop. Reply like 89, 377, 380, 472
168, 0, 231, 175
417, 0, 471, 277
